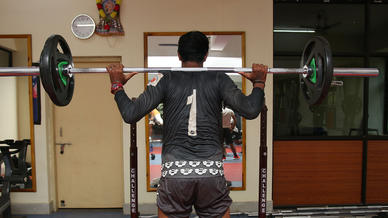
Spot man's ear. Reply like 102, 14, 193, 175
178, 52, 182, 61
203, 53, 208, 62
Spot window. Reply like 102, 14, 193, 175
368, 3, 388, 136
274, 2, 367, 138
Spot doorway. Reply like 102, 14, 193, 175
54, 56, 124, 208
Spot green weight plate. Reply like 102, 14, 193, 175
58, 61, 69, 86
309, 57, 317, 84
300, 36, 333, 106
40, 35, 74, 106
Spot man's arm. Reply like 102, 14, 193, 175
107, 63, 165, 124
239, 64, 267, 90
221, 84, 264, 120
221, 64, 267, 119
114, 85, 164, 124
107, 63, 137, 92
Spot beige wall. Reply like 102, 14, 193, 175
0, 0, 273, 214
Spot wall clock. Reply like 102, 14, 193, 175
71, 14, 96, 39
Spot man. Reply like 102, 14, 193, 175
107, 31, 267, 218
222, 107, 239, 160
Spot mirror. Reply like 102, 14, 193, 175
144, 32, 246, 191
0, 35, 36, 191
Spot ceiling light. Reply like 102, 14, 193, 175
273, 27, 316, 33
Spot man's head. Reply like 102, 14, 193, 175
178, 31, 209, 63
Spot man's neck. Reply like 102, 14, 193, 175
182, 61, 203, 68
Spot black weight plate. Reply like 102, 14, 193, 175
300, 36, 333, 106
40, 35, 74, 106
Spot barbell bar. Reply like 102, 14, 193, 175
0, 66, 379, 77
0, 34, 380, 107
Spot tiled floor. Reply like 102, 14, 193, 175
15, 211, 386, 218
16, 209, 252, 218
10, 208, 388, 218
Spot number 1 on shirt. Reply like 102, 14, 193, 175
187, 89, 197, 136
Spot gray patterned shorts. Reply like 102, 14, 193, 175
157, 176, 232, 217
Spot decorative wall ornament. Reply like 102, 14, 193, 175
95, 0, 124, 36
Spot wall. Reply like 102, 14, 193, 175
0, 0, 273, 214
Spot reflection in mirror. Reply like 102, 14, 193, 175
0, 35, 36, 191
144, 32, 246, 191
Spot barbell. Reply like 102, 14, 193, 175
0, 34, 379, 106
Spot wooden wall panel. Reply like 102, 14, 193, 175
366, 140, 388, 204
273, 140, 363, 206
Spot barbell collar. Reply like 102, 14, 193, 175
332, 67, 379, 77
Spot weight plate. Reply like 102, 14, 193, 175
300, 36, 333, 106
40, 35, 74, 106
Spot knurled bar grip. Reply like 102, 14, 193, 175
0, 66, 380, 77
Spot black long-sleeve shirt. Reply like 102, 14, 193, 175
114, 71, 264, 177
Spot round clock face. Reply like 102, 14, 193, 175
71, 14, 95, 39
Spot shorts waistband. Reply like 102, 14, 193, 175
161, 160, 224, 178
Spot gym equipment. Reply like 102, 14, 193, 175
0, 139, 31, 217
259, 105, 268, 218
0, 34, 380, 106
40, 35, 74, 106
300, 36, 333, 105
130, 114, 139, 217
9, 139, 32, 189
0, 139, 31, 186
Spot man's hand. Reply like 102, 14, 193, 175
238, 63, 268, 89
106, 63, 138, 85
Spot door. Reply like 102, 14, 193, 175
55, 57, 124, 208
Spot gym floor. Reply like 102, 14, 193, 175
15, 208, 386, 218
17, 209, 253, 218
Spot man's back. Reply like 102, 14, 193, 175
114, 70, 264, 164
161, 71, 225, 162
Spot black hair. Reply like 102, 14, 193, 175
178, 31, 209, 63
